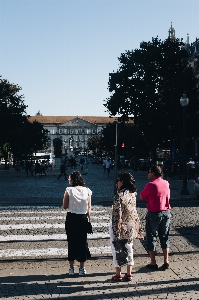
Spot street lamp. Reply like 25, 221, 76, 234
114, 121, 118, 196
180, 94, 189, 195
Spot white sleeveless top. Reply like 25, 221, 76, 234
66, 186, 92, 214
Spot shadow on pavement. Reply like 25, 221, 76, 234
175, 225, 199, 248
1, 275, 199, 299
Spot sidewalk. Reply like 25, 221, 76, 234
1, 254, 199, 299
0, 164, 199, 299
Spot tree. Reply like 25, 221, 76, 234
0, 78, 27, 144
101, 121, 148, 160
104, 37, 199, 162
0, 78, 49, 166
87, 134, 102, 155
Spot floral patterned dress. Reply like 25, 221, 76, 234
112, 188, 143, 243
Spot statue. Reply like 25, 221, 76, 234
53, 138, 62, 158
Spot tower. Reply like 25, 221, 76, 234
168, 22, 176, 40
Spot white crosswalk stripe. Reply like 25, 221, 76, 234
0, 222, 109, 231
0, 205, 112, 259
0, 246, 112, 258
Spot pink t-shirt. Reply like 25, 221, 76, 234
140, 177, 171, 212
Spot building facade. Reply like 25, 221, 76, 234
29, 115, 118, 156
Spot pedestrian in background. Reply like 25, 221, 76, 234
15, 161, 21, 177
85, 158, 88, 172
62, 171, 92, 276
187, 158, 196, 181
104, 157, 112, 177
140, 165, 171, 271
57, 161, 67, 180
110, 172, 143, 282
103, 158, 106, 173
35, 160, 42, 177
25, 160, 30, 177
79, 157, 85, 172
163, 156, 173, 182
41, 160, 47, 176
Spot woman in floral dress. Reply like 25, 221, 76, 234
109, 172, 143, 281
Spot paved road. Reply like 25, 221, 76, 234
0, 163, 197, 205
0, 164, 199, 299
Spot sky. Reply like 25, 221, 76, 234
0, 0, 199, 117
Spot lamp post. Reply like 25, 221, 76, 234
180, 94, 189, 195
114, 121, 118, 196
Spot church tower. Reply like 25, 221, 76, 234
168, 22, 176, 40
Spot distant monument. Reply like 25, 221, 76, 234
53, 138, 63, 170
35, 110, 42, 116
53, 138, 62, 158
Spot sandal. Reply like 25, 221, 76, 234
111, 274, 122, 282
123, 273, 133, 281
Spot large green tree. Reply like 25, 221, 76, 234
0, 78, 27, 145
87, 134, 102, 155
0, 78, 48, 166
104, 37, 199, 161
101, 122, 149, 160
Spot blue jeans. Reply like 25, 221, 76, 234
145, 210, 170, 251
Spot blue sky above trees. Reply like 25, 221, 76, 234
0, 0, 198, 116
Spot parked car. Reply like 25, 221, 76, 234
0, 159, 12, 166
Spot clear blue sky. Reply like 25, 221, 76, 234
0, 0, 198, 117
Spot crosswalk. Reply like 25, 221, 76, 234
0, 205, 112, 260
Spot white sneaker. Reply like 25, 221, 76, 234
69, 268, 75, 276
79, 267, 86, 276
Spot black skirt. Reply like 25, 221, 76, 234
65, 212, 91, 262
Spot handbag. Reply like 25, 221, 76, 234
112, 239, 128, 266
86, 187, 93, 234
87, 220, 93, 234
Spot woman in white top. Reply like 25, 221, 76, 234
62, 171, 92, 276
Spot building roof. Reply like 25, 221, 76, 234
28, 116, 130, 125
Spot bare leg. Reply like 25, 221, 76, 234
127, 265, 132, 276
115, 266, 121, 276
162, 248, 169, 263
148, 251, 156, 265
80, 262, 84, 268
69, 261, 74, 268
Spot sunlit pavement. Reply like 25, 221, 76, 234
0, 164, 199, 299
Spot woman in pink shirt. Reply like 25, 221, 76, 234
140, 165, 171, 271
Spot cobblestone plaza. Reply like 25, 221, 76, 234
0, 163, 199, 299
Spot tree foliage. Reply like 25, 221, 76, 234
101, 122, 149, 158
0, 78, 48, 163
104, 37, 199, 160
87, 134, 102, 153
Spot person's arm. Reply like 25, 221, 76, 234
62, 190, 69, 209
87, 195, 91, 219
112, 194, 122, 240
140, 193, 145, 200
140, 184, 149, 200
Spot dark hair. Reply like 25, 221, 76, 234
70, 171, 84, 186
117, 172, 137, 193
149, 165, 162, 177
